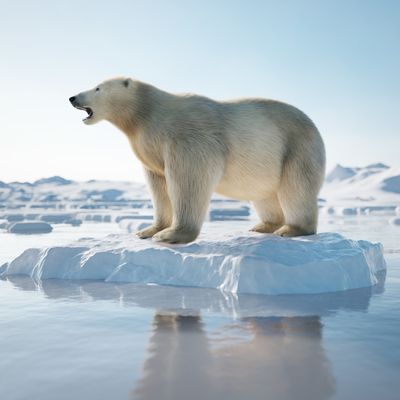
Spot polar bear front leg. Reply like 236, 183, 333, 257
152, 161, 221, 244
136, 168, 173, 239
250, 196, 285, 233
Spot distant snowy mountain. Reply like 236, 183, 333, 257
321, 163, 400, 206
325, 165, 360, 183
33, 176, 73, 186
0, 177, 150, 205
0, 176, 230, 206
325, 163, 389, 183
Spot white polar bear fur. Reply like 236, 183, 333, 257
70, 77, 326, 244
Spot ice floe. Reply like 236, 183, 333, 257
65, 218, 82, 226
208, 203, 251, 221
38, 213, 76, 223
389, 217, 400, 226
0, 232, 386, 295
7, 221, 53, 234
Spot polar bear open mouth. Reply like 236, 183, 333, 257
75, 106, 93, 121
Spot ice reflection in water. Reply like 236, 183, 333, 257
2, 269, 385, 400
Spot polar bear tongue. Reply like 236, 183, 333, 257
82, 107, 93, 120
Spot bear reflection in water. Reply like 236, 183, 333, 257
132, 314, 335, 400
5, 276, 383, 400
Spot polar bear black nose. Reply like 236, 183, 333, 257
69, 96, 76, 103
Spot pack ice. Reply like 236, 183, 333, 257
0, 232, 386, 295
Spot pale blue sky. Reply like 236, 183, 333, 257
0, 0, 399, 183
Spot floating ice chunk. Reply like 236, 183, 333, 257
115, 215, 152, 223
7, 221, 53, 234
207, 200, 250, 219
1, 232, 385, 295
119, 219, 152, 233
210, 206, 250, 221
65, 218, 82, 226
38, 214, 76, 223
336, 207, 358, 216
6, 214, 25, 222
320, 205, 395, 216
389, 217, 400, 226
25, 214, 40, 220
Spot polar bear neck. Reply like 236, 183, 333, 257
107, 82, 170, 136
107, 82, 172, 175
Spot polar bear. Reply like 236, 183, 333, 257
70, 77, 325, 244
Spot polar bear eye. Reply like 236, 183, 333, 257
96, 88, 100, 91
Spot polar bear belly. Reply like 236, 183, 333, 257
215, 160, 281, 201
214, 118, 285, 201
214, 148, 283, 201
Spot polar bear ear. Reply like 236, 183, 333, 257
123, 77, 132, 88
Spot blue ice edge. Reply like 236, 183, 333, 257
0, 232, 386, 295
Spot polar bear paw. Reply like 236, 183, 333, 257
249, 222, 283, 234
136, 224, 165, 239
273, 224, 315, 237
152, 227, 199, 245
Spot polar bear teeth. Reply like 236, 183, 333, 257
82, 108, 93, 120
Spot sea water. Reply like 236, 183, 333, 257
1, 215, 399, 400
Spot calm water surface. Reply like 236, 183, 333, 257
0, 216, 399, 400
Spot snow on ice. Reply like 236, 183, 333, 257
0, 232, 386, 295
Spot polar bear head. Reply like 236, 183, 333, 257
69, 76, 134, 125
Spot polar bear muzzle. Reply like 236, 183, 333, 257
69, 96, 93, 122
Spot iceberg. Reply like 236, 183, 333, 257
0, 232, 385, 295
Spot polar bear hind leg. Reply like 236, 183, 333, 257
274, 178, 319, 237
251, 123, 325, 237
273, 138, 324, 237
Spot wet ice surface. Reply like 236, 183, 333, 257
1, 216, 400, 400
